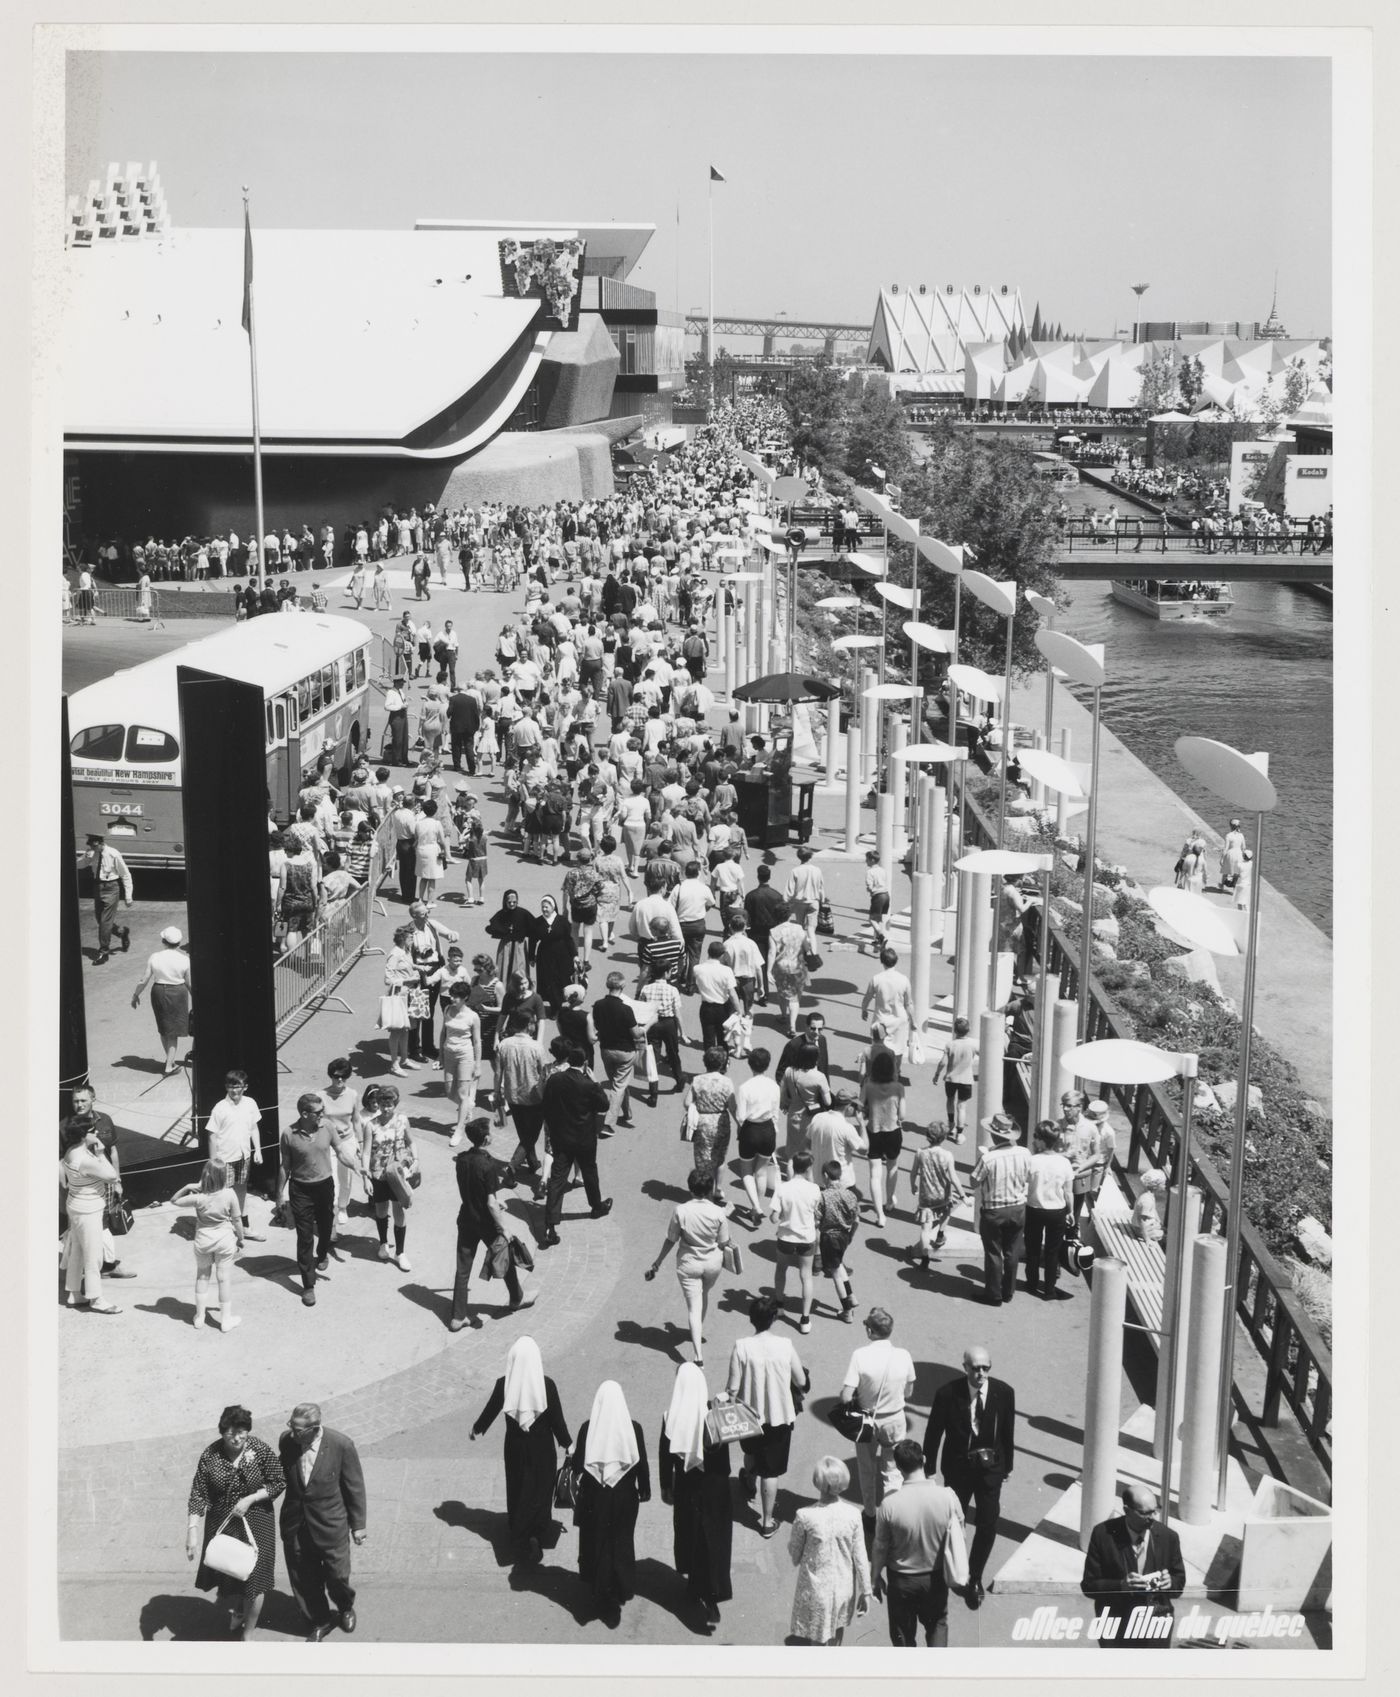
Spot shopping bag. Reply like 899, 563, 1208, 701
378, 994, 408, 1031
704, 1399, 763, 1446
384, 1164, 414, 1209
941, 1516, 970, 1589
722, 1240, 743, 1276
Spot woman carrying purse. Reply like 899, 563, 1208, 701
360, 1082, 419, 1273
380, 925, 418, 1076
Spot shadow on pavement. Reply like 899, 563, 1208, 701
631, 1556, 709, 1635
109, 1053, 171, 1076
232, 1254, 297, 1289
639, 1178, 688, 1205
398, 1282, 454, 1324
137, 1588, 305, 1641
615, 1317, 682, 1360
507, 1558, 591, 1624
434, 1500, 513, 1566
134, 1295, 199, 1327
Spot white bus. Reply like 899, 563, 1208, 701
68, 613, 375, 869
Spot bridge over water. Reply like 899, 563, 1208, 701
684, 314, 868, 358
1053, 526, 1333, 585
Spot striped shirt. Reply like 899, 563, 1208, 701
970, 1144, 1032, 1210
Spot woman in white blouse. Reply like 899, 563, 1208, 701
644, 1170, 734, 1368
60, 1121, 123, 1313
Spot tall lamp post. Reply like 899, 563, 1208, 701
1131, 283, 1150, 345
1033, 629, 1107, 1040
1156, 738, 1277, 1511
1024, 589, 1059, 809
959, 570, 1019, 849
1063, 1037, 1199, 1521
771, 473, 810, 667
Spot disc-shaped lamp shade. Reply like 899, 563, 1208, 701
853, 488, 888, 518
1146, 887, 1242, 957
955, 848, 1054, 875
1174, 737, 1278, 813
1062, 1038, 1186, 1087
946, 662, 1005, 703
848, 551, 884, 576
771, 476, 808, 504
817, 595, 860, 610
875, 582, 917, 610
962, 569, 1018, 621
886, 511, 921, 546
722, 571, 763, 583
864, 682, 925, 701
1016, 746, 1085, 798
918, 536, 964, 575
1035, 628, 1107, 689
1025, 590, 1057, 620
832, 634, 882, 651
892, 740, 968, 764
903, 621, 955, 654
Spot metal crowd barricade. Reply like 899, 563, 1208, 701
272, 854, 387, 1039
94, 588, 167, 627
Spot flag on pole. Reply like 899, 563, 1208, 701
709, 165, 726, 182
241, 204, 254, 335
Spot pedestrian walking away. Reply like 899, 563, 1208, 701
470, 1336, 572, 1565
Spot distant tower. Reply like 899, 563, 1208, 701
1130, 282, 1150, 344
1257, 273, 1288, 339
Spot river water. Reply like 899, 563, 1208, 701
1055, 479, 1333, 934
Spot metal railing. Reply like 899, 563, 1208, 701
89, 588, 167, 626
1060, 517, 1332, 557
962, 791, 1333, 1475
272, 831, 390, 1037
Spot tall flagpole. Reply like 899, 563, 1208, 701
242, 186, 266, 593
707, 174, 714, 416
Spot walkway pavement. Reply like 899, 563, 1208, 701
54, 563, 1213, 1648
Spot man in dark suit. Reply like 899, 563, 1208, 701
539, 1044, 612, 1247
446, 684, 480, 774
1081, 1483, 1187, 1648
923, 1345, 1015, 1610
278, 1402, 368, 1641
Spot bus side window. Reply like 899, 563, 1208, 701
354, 649, 366, 688
323, 663, 338, 705
298, 677, 312, 719
310, 671, 323, 714
265, 701, 274, 749
71, 723, 126, 762
275, 700, 287, 740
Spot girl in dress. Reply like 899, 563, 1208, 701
475, 711, 500, 775
413, 799, 448, 905
360, 1082, 418, 1273
169, 1159, 245, 1332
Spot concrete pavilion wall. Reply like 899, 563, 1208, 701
534, 313, 622, 430
68, 420, 642, 562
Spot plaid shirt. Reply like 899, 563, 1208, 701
970, 1144, 1032, 1209
641, 981, 682, 1020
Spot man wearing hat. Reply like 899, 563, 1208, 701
83, 834, 132, 965
1080, 1100, 1117, 1223
969, 1114, 1031, 1306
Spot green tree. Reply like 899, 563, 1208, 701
1136, 350, 1181, 412
1178, 355, 1206, 407
1281, 356, 1310, 417
784, 364, 850, 468
840, 372, 914, 485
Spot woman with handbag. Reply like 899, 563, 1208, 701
360, 1082, 419, 1273
59, 1121, 123, 1314
787, 1456, 872, 1645
570, 1380, 651, 1629
185, 1404, 286, 1639
767, 915, 812, 1037
859, 1049, 907, 1229
169, 1159, 246, 1331
643, 1169, 735, 1367
380, 925, 418, 1075
679, 1046, 737, 1200
469, 1336, 572, 1566
658, 1362, 733, 1632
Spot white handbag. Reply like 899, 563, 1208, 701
203, 1510, 257, 1582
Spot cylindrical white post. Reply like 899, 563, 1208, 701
890, 718, 909, 849
919, 777, 938, 876
1080, 1255, 1129, 1551
970, 1007, 1005, 1231
1030, 728, 1046, 809
754, 579, 770, 733
1180, 1234, 1228, 1525
953, 868, 974, 1019
964, 872, 994, 1030
910, 871, 934, 1023
824, 706, 840, 786
1056, 726, 1073, 837
1154, 1185, 1202, 1468
723, 599, 736, 701
876, 792, 895, 885
743, 582, 759, 733
862, 699, 879, 789
843, 721, 862, 854
1051, 998, 1079, 1102
715, 582, 727, 675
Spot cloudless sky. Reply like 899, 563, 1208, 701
66, 51, 1332, 338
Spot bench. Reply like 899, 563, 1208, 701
1091, 1178, 1167, 1345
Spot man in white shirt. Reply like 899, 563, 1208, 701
692, 941, 741, 1053
808, 1090, 869, 1188
733, 1046, 782, 1221
671, 862, 716, 991
840, 1307, 917, 1519
83, 834, 133, 964
206, 1068, 266, 1238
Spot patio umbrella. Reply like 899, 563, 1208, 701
732, 672, 841, 704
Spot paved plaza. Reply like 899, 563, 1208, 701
57, 560, 1142, 1647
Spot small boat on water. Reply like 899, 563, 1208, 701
1110, 578, 1234, 620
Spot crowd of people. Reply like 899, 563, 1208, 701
64, 398, 1195, 1648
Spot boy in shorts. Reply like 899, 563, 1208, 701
769, 1150, 821, 1335
864, 849, 890, 952
931, 1015, 977, 1140
910, 1122, 966, 1266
